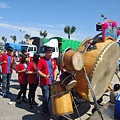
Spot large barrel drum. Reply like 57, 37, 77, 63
74, 37, 120, 102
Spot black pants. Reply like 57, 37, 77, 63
0, 74, 2, 85
28, 83, 38, 104
17, 84, 27, 100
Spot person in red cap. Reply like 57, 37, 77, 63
37, 46, 58, 116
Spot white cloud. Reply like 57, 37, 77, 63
0, 22, 63, 38
0, 16, 3, 19
0, 2, 8, 8
0, 22, 11, 28
0, 22, 86, 43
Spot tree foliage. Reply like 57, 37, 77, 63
1, 36, 7, 43
64, 26, 76, 39
10, 35, 17, 43
39, 30, 47, 38
24, 34, 31, 41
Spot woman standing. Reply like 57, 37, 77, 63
16, 54, 29, 104
27, 53, 40, 109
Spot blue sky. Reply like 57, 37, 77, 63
0, 0, 120, 43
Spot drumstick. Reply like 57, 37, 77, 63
47, 72, 53, 79
49, 72, 52, 76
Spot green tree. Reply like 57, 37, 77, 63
64, 26, 76, 39
39, 30, 47, 38
24, 34, 31, 41
1, 36, 7, 43
10, 35, 17, 43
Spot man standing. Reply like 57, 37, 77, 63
37, 46, 58, 115
0, 46, 14, 98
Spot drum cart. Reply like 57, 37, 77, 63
59, 34, 104, 120
58, 20, 120, 120
59, 33, 107, 120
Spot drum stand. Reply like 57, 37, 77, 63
115, 71, 120, 82
82, 67, 104, 120
62, 115, 73, 120
61, 70, 104, 119
61, 69, 104, 120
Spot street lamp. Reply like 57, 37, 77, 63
19, 30, 25, 41
101, 14, 107, 22
104, 17, 107, 21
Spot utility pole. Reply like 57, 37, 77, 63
19, 30, 25, 41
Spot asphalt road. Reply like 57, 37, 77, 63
0, 70, 120, 120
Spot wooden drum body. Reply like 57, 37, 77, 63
75, 38, 120, 102
50, 81, 73, 116
60, 71, 77, 90
62, 50, 84, 71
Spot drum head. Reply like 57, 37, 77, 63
88, 42, 119, 102
72, 52, 84, 71
66, 80, 77, 90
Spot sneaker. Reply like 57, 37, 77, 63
16, 99, 21, 104
32, 100, 38, 105
3, 93, 8, 98
7, 91, 12, 95
29, 104, 33, 109
22, 98, 28, 103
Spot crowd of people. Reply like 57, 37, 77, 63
0, 46, 58, 116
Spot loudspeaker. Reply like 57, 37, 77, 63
96, 24, 102, 31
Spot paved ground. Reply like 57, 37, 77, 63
0, 70, 120, 120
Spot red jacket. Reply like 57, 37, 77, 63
16, 63, 28, 84
27, 61, 38, 84
37, 57, 57, 86
1, 53, 14, 74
